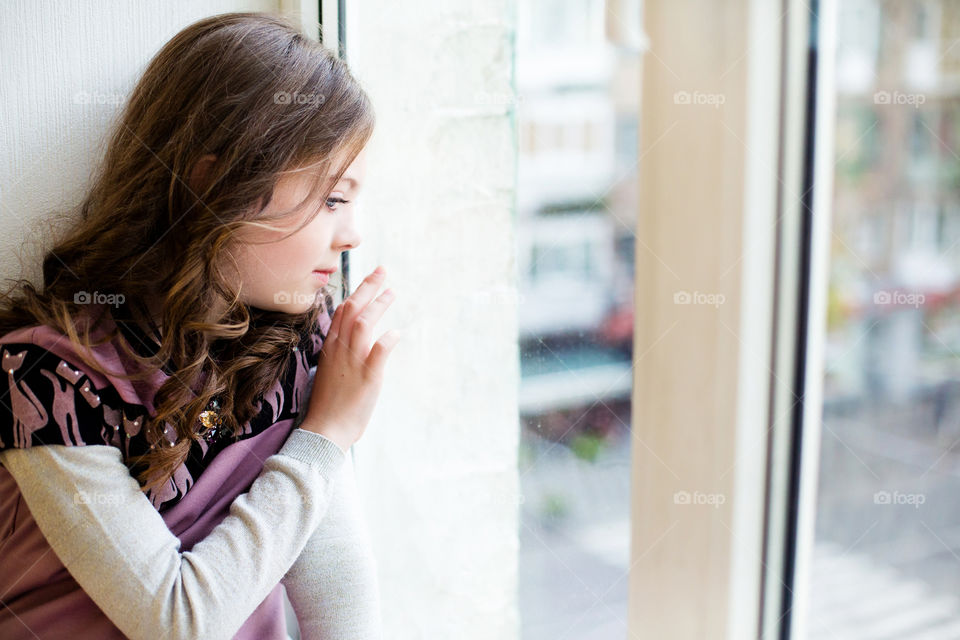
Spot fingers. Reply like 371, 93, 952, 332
366, 329, 403, 375
338, 266, 387, 347
327, 294, 345, 342
350, 288, 395, 355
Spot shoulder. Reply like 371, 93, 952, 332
0, 339, 120, 452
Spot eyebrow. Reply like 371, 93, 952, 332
333, 177, 358, 189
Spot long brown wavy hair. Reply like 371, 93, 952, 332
0, 11, 374, 495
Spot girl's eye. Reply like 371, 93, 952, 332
325, 196, 350, 212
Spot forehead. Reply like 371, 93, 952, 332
290, 148, 365, 193
336, 148, 366, 183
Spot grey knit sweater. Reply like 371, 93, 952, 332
0, 429, 382, 639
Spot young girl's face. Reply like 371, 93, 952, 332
229, 148, 366, 314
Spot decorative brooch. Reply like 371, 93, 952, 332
197, 397, 225, 443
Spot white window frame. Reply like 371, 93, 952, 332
629, 0, 838, 638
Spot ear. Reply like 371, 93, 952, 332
187, 153, 218, 194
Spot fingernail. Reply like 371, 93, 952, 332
374, 265, 385, 275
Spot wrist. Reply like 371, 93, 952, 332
311, 431, 350, 455
299, 418, 352, 452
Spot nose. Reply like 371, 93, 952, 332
336, 224, 361, 252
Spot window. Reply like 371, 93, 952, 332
803, 0, 960, 636
516, 0, 639, 636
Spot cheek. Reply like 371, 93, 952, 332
251, 245, 304, 281
231, 216, 332, 286
250, 235, 323, 281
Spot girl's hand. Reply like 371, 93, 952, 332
299, 266, 401, 452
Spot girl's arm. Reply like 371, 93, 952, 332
281, 451, 383, 639
0, 427, 347, 640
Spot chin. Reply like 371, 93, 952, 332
291, 298, 321, 315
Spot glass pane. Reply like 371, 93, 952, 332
806, 1, 960, 637
516, 0, 639, 637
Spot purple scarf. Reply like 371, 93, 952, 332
0, 304, 323, 638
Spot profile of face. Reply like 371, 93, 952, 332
227, 147, 366, 314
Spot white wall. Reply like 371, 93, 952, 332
0, 0, 278, 284
343, 0, 521, 637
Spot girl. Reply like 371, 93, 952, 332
0, 11, 399, 640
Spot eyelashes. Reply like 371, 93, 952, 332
325, 196, 350, 212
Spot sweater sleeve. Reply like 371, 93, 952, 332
0, 427, 348, 640
281, 452, 383, 639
